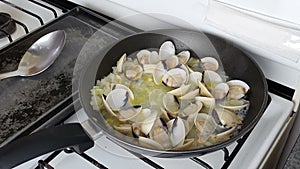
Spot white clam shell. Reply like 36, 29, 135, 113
124, 63, 143, 80
106, 88, 129, 111
139, 137, 163, 149
168, 117, 186, 147
111, 84, 134, 100
143, 64, 156, 74
141, 110, 158, 135
179, 89, 199, 100
194, 113, 218, 138
153, 61, 167, 85
201, 57, 219, 71
177, 51, 190, 64
211, 82, 229, 100
219, 99, 249, 111
117, 53, 126, 73
189, 72, 203, 85
101, 94, 117, 117
149, 51, 160, 64
137, 49, 151, 65
165, 55, 179, 69
213, 108, 243, 128
203, 70, 223, 86
227, 80, 250, 100
162, 68, 187, 88
159, 41, 175, 60
195, 96, 216, 108
168, 84, 191, 96
198, 81, 213, 98
118, 106, 142, 122
163, 93, 179, 116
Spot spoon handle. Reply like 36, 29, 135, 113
0, 70, 20, 80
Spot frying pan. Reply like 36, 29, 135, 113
0, 29, 268, 168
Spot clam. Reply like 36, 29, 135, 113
213, 108, 243, 128
149, 118, 171, 148
118, 105, 142, 122
198, 81, 213, 98
149, 51, 160, 64
195, 96, 215, 109
141, 110, 158, 135
117, 53, 126, 73
178, 102, 202, 134
162, 68, 187, 88
219, 99, 249, 111
143, 64, 156, 74
105, 88, 129, 111
211, 82, 229, 100
124, 63, 143, 80
179, 89, 199, 100
227, 80, 250, 100
177, 64, 190, 84
138, 137, 163, 149
168, 84, 191, 96
177, 51, 190, 64
132, 123, 142, 138
203, 70, 223, 89
163, 93, 180, 116
159, 41, 175, 60
101, 94, 117, 117
194, 113, 218, 140
165, 55, 179, 69
168, 117, 186, 147
201, 57, 219, 71
210, 127, 236, 143
111, 84, 134, 100
135, 108, 151, 123
114, 124, 133, 135
172, 138, 194, 150
189, 72, 203, 85
153, 61, 167, 85
137, 49, 151, 65
160, 107, 171, 122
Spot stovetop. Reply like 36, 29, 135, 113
0, 1, 297, 169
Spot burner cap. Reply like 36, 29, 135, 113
0, 13, 16, 39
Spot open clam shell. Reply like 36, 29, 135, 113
213, 108, 243, 128
168, 84, 191, 96
168, 117, 186, 147
162, 68, 188, 88
227, 80, 250, 100
159, 41, 175, 60
177, 51, 190, 65
201, 57, 219, 71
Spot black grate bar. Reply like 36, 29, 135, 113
63, 148, 108, 169
126, 150, 164, 169
222, 147, 230, 161
37, 160, 54, 169
11, 19, 29, 34
35, 150, 62, 169
78, 152, 108, 169
0, 29, 12, 42
190, 157, 213, 169
28, 0, 58, 18
0, 0, 44, 25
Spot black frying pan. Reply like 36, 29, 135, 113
0, 29, 268, 168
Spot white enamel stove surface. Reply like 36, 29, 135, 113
14, 93, 293, 169
0, 0, 63, 49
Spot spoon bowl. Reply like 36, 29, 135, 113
0, 30, 66, 80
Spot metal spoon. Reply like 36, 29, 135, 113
0, 30, 66, 80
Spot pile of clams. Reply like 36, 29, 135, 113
90, 41, 250, 150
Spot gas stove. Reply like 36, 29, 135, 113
0, 1, 299, 169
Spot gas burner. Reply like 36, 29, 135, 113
0, 12, 16, 39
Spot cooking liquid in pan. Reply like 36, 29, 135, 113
90, 41, 250, 150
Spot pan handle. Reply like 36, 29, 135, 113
0, 123, 94, 169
